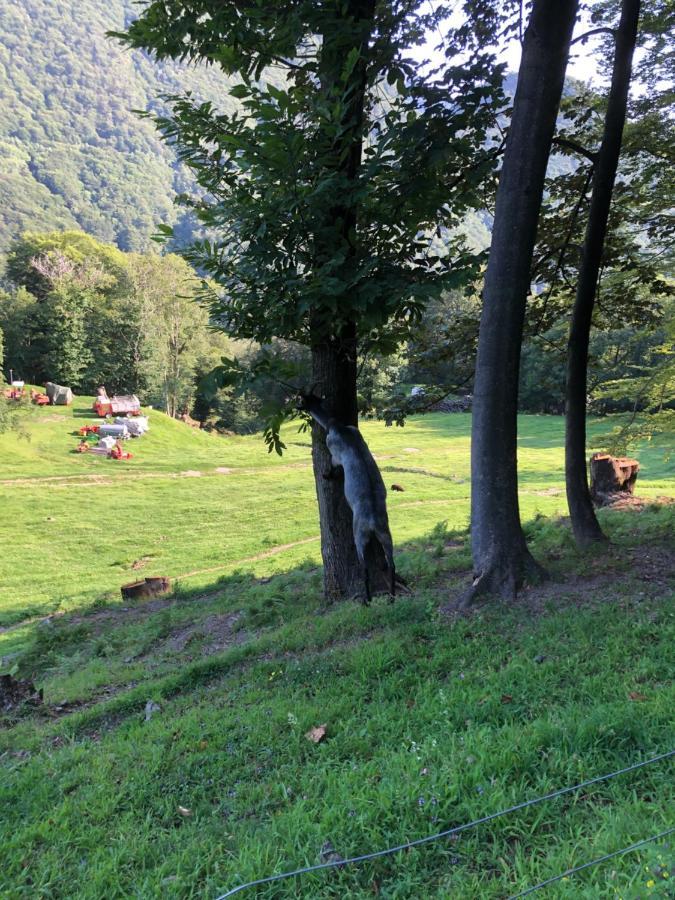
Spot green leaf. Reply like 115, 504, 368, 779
229, 84, 251, 99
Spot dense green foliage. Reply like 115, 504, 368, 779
0, 0, 239, 254
118, 0, 508, 459
0, 231, 232, 414
597, 300, 675, 451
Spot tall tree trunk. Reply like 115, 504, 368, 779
466, 0, 579, 604
565, 0, 641, 548
311, 0, 394, 601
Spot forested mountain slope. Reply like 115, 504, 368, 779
0, 2, 537, 259
0, 0, 234, 254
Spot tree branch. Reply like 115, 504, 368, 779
552, 137, 598, 162
570, 27, 616, 46
529, 165, 594, 335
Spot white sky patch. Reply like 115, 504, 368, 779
410, 5, 611, 88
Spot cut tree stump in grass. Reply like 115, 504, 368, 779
590, 453, 639, 507
1, 673, 43, 713
121, 576, 171, 601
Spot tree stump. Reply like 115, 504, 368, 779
121, 576, 171, 601
590, 454, 639, 506
1, 674, 43, 713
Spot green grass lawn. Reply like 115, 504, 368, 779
1, 396, 673, 898
0, 395, 672, 627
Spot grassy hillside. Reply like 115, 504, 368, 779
1, 399, 673, 898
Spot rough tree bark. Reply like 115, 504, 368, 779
565, 0, 641, 548
311, 0, 395, 601
465, 0, 579, 605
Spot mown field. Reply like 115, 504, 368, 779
1, 395, 672, 629
1, 396, 673, 898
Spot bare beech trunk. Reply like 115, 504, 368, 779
566, 0, 641, 548
466, 0, 578, 604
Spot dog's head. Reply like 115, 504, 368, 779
296, 391, 324, 414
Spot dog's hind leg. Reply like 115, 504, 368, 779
375, 528, 396, 600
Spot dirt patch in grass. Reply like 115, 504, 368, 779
443, 542, 674, 620
599, 494, 675, 511
381, 465, 461, 483
44, 681, 141, 719
163, 611, 246, 655
1, 674, 43, 714
515, 543, 674, 614
68, 592, 226, 631
0, 590, 227, 638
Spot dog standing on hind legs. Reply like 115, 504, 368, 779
298, 392, 396, 604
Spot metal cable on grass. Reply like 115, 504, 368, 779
214, 748, 674, 898
508, 826, 675, 898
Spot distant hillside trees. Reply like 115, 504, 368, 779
0, 230, 230, 414
0, 0, 248, 255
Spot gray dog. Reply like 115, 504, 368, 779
299, 394, 395, 604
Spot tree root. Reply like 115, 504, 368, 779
451, 552, 547, 612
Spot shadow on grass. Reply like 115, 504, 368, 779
3, 501, 673, 743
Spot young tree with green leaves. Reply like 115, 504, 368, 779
129, 252, 219, 417
0, 286, 39, 384
116, 1, 506, 601
4, 231, 130, 388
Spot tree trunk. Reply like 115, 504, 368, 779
311, 329, 396, 601
310, 0, 396, 601
312, 325, 360, 600
565, 0, 641, 548
466, 0, 579, 605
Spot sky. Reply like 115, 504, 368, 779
414, 4, 607, 88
